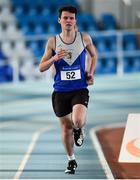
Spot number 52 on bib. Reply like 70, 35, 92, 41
61, 69, 81, 80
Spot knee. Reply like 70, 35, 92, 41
73, 118, 84, 129
61, 123, 73, 136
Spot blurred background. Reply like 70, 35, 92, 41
0, 1, 140, 179
0, 0, 140, 83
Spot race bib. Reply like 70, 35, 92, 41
61, 69, 81, 80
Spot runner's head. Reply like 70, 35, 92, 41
58, 6, 77, 31
58, 6, 77, 18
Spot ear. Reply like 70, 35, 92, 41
58, 18, 61, 24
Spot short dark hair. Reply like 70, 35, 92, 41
58, 5, 77, 18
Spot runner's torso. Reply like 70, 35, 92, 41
53, 31, 88, 92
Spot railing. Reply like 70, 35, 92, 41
90, 29, 140, 75
0, 29, 140, 83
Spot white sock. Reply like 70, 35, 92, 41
74, 127, 80, 130
67, 154, 75, 161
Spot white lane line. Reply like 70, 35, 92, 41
13, 125, 54, 180
90, 123, 125, 180
0, 121, 18, 129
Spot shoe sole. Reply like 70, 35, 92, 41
65, 169, 75, 174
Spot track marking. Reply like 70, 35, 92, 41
13, 125, 54, 180
0, 121, 19, 129
90, 123, 125, 179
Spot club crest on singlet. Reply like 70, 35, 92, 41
56, 33, 85, 66
64, 48, 74, 65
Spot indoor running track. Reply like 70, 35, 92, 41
0, 73, 140, 179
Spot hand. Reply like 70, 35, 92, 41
86, 72, 94, 85
53, 48, 68, 61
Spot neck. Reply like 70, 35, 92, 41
60, 29, 76, 44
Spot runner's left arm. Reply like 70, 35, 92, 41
83, 33, 98, 85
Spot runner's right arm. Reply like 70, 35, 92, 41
39, 37, 67, 72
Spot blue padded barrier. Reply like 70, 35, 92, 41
106, 35, 117, 52
100, 13, 118, 30
0, 65, 13, 82
93, 36, 109, 53
77, 14, 98, 31
132, 57, 140, 72
95, 57, 117, 74
123, 32, 138, 51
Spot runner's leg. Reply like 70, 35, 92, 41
72, 104, 87, 129
59, 113, 74, 156
72, 104, 87, 146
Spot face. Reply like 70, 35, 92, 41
58, 11, 76, 31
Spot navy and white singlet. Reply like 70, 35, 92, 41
53, 32, 88, 92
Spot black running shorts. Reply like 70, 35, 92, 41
52, 88, 89, 117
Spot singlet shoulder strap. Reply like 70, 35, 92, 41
53, 35, 57, 51
79, 32, 86, 48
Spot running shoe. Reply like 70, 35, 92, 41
65, 160, 77, 174
73, 128, 85, 146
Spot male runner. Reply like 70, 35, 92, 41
39, 5, 97, 174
